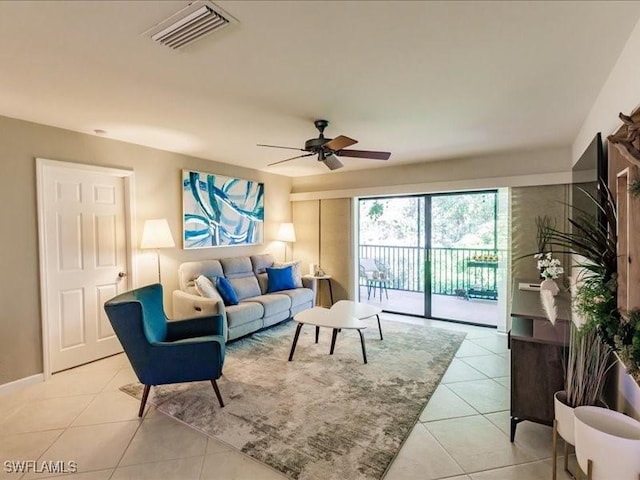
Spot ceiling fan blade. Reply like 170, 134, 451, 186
322, 154, 344, 171
336, 149, 391, 160
267, 152, 314, 167
257, 143, 306, 152
324, 135, 357, 151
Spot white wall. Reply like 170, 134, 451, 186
573, 17, 640, 164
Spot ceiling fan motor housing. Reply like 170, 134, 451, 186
304, 119, 331, 152
304, 137, 332, 152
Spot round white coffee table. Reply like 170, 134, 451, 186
330, 300, 383, 340
289, 307, 368, 364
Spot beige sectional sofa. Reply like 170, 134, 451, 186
173, 253, 316, 341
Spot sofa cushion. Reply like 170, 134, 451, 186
279, 288, 314, 308
228, 275, 261, 301
243, 294, 291, 317
220, 256, 253, 277
194, 275, 222, 302
178, 260, 224, 293
216, 277, 239, 306
267, 265, 296, 292
250, 253, 275, 274
256, 272, 269, 295
274, 260, 303, 288
225, 302, 263, 328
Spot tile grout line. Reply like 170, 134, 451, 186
414, 422, 468, 479
439, 383, 482, 418
454, 355, 511, 387
108, 411, 149, 479
421, 357, 485, 478
3, 362, 128, 480
197, 452, 207, 480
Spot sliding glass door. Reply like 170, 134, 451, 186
429, 191, 499, 325
358, 195, 426, 316
358, 190, 501, 326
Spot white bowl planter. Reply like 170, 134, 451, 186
574, 406, 640, 479
554, 390, 575, 445
553, 390, 576, 480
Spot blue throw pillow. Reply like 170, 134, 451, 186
267, 265, 296, 293
216, 277, 239, 306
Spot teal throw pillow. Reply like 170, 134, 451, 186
216, 277, 239, 306
267, 265, 296, 293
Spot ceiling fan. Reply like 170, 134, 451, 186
258, 119, 391, 171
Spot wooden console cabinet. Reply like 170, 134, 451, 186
509, 281, 570, 442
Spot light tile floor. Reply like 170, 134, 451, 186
0, 314, 574, 480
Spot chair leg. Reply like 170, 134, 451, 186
211, 379, 224, 408
376, 314, 383, 340
564, 441, 569, 475
139, 384, 151, 418
587, 459, 592, 480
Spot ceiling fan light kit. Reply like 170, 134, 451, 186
322, 154, 343, 171
259, 119, 391, 171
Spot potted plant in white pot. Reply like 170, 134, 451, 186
537, 180, 618, 479
548, 286, 613, 479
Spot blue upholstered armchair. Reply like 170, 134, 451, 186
104, 283, 226, 417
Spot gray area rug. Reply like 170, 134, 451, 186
121, 318, 465, 480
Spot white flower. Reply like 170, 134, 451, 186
536, 252, 564, 279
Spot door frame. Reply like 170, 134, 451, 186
356, 194, 428, 317
36, 158, 137, 379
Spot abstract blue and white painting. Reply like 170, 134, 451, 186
182, 170, 264, 249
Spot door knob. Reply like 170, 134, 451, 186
118, 272, 127, 278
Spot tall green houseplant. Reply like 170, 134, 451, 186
542, 179, 619, 345
540, 179, 618, 407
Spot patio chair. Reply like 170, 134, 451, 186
104, 283, 226, 417
359, 258, 389, 300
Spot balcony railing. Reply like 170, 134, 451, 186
359, 245, 502, 300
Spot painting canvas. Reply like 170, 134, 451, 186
182, 170, 264, 249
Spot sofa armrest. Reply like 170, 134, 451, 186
173, 290, 228, 340
302, 276, 318, 305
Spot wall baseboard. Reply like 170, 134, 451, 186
0, 373, 44, 396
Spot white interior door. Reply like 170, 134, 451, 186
38, 161, 131, 373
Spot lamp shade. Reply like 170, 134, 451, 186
276, 222, 296, 243
140, 219, 175, 249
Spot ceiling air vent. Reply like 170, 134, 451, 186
147, 1, 236, 49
